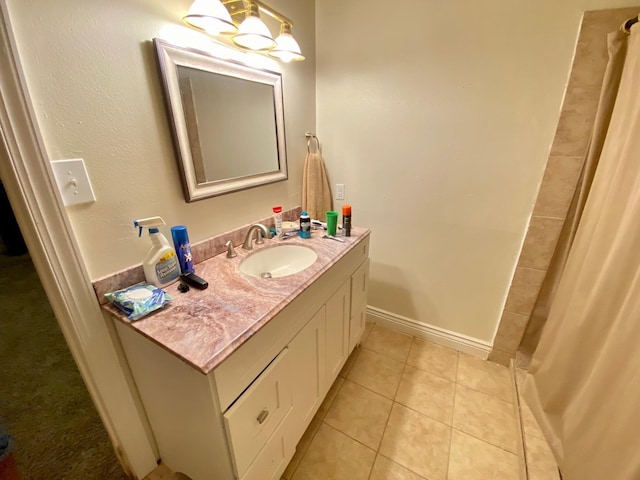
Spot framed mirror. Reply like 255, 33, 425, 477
154, 38, 288, 202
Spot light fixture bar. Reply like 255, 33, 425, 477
183, 0, 304, 61
250, 0, 293, 27
222, 0, 293, 27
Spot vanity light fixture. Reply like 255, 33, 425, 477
182, 0, 305, 62
269, 23, 305, 62
232, 2, 276, 51
182, 0, 238, 35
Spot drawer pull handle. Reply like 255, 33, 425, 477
256, 409, 269, 424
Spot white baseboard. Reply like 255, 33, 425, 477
366, 306, 492, 359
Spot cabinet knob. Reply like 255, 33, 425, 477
256, 409, 269, 424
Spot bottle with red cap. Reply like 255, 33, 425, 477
273, 206, 282, 237
342, 204, 352, 237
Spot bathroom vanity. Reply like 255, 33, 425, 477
108, 228, 370, 480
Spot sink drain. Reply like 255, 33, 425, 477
260, 272, 272, 279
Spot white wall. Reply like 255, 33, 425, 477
316, 0, 639, 342
6, 0, 315, 280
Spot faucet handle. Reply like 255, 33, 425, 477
225, 240, 237, 258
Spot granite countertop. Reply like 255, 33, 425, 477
104, 227, 370, 374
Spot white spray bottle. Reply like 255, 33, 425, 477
133, 216, 180, 288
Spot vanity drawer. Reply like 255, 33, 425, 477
350, 258, 370, 315
224, 347, 292, 478
241, 418, 294, 480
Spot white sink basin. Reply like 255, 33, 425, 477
239, 245, 318, 278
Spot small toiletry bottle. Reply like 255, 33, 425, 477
273, 206, 283, 237
300, 211, 311, 238
342, 205, 352, 237
170, 225, 194, 275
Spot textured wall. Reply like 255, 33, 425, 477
316, 0, 640, 342
6, 0, 315, 280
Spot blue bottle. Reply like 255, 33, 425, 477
300, 211, 311, 238
170, 225, 194, 274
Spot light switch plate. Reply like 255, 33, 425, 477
51, 158, 96, 206
336, 183, 345, 200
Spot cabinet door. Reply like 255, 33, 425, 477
349, 259, 370, 352
349, 303, 367, 353
287, 306, 326, 442
326, 279, 351, 383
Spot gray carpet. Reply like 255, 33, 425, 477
0, 253, 128, 479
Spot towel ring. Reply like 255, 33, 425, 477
305, 132, 320, 154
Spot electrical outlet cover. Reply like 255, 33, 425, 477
51, 159, 96, 206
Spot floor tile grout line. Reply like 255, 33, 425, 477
391, 397, 454, 431
293, 322, 521, 480
378, 346, 450, 480
340, 376, 397, 405
366, 452, 379, 480
359, 344, 408, 365
322, 386, 392, 453
345, 368, 402, 402
374, 452, 431, 480
455, 357, 516, 405
404, 358, 458, 384
362, 324, 413, 363
452, 353, 523, 458
446, 380, 459, 479
454, 381, 516, 406
512, 366, 531, 479
449, 425, 521, 457
320, 420, 378, 455
374, 349, 408, 456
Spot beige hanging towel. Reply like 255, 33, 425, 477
302, 151, 332, 221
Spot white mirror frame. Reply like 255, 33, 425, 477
154, 38, 288, 202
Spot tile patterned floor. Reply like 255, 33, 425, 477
282, 323, 529, 480
144, 323, 559, 480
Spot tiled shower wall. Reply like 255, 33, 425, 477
489, 7, 640, 366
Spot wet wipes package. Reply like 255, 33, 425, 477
105, 283, 172, 321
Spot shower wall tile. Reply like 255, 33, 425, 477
568, 38, 608, 89
490, 7, 639, 363
570, 8, 640, 88
504, 268, 547, 316
561, 85, 602, 117
569, 15, 611, 87
533, 156, 584, 218
549, 112, 594, 157
517, 217, 564, 271
487, 349, 512, 367
494, 311, 530, 353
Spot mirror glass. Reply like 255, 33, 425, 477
154, 38, 288, 202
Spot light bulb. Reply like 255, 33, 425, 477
269, 25, 304, 62
183, 0, 237, 35
232, 3, 276, 51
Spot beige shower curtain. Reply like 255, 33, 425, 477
524, 19, 640, 480
519, 27, 630, 356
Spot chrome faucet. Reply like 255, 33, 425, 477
242, 223, 271, 250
